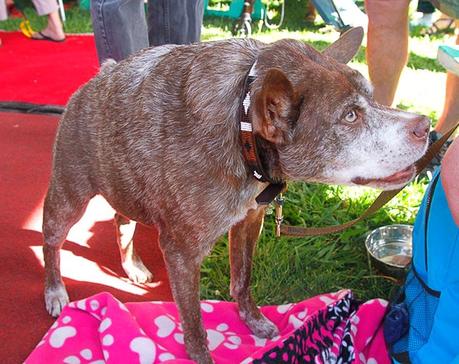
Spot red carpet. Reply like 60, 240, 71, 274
0, 31, 98, 108
0, 112, 172, 364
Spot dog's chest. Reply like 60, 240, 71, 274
225, 184, 262, 226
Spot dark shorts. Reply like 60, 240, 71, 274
429, 0, 459, 19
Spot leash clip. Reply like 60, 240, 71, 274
274, 194, 284, 237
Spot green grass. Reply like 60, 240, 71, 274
201, 181, 428, 304
1, 0, 451, 305
0, 6, 93, 33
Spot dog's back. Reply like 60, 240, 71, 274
50, 39, 263, 226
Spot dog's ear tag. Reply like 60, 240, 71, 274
322, 26, 364, 64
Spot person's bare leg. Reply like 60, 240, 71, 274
306, 1, 316, 22
365, 0, 410, 106
442, 137, 459, 225
43, 11, 65, 40
435, 32, 459, 136
32, 10, 65, 41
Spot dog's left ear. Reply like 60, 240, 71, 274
322, 26, 364, 64
252, 68, 298, 145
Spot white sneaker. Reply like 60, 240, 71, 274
411, 12, 434, 27
333, 0, 368, 29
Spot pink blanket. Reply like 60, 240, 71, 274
26, 290, 389, 363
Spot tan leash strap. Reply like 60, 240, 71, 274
278, 121, 459, 237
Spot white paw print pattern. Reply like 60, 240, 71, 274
332, 289, 350, 300
359, 352, 378, 364
362, 299, 388, 309
76, 299, 87, 310
240, 357, 254, 364
365, 335, 374, 346
350, 314, 360, 335
319, 295, 336, 306
376, 299, 388, 308
288, 308, 309, 329
173, 332, 184, 344
154, 315, 177, 338
200, 301, 215, 313
154, 344, 176, 362
206, 323, 242, 351
153, 314, 186, 346
250, 334, 267, 347
118, 301, 130, 312
84, 299, 102, 320
154, 300, 214, 344
276, 303, 293, 314
130, 337, 156, 364
98, 318, 112, 333
90, 299, 100, 311
49, 326, 77, 348
102, 334, 114, 346
63, 348, 104, 364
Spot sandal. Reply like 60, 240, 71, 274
31, 31, 66, 43
421, 17, 455, 36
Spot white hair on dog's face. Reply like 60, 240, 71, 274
322, 100, 429, 190
274, 60, 429, 191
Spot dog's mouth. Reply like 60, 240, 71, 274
351, 164, 416, 186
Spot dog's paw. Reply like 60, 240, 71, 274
45, 285, 69, 317
244, 314, 279, 339
122, 260, 153, 284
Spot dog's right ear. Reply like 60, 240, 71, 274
322, 26, 364, 64
252, 68, 298, 145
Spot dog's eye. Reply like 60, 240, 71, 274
344, 110, 358, 123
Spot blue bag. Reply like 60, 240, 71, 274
385, 169, 459, 363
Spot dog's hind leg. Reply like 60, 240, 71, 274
229, 206, 279, 338
42, 184, 92, 317
114, 213, 153, 283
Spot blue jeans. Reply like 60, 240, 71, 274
91, 0, 204, 64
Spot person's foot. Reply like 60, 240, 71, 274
32, 11, 65, 42
31, 27, 65, 42
421, 16, 455, 36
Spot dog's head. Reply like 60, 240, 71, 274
250, 27, 429, 190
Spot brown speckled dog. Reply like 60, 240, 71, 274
43, 28, 429, 363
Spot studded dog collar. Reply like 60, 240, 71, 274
239, 62, 286, 205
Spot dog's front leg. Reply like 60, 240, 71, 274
229, 206, 279, 338
162, 244, 213, 364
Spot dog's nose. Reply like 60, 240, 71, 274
411, 116, 430, 140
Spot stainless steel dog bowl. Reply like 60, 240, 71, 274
365, 224, 413, 279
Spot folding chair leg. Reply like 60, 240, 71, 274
57, 0, 66, 22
